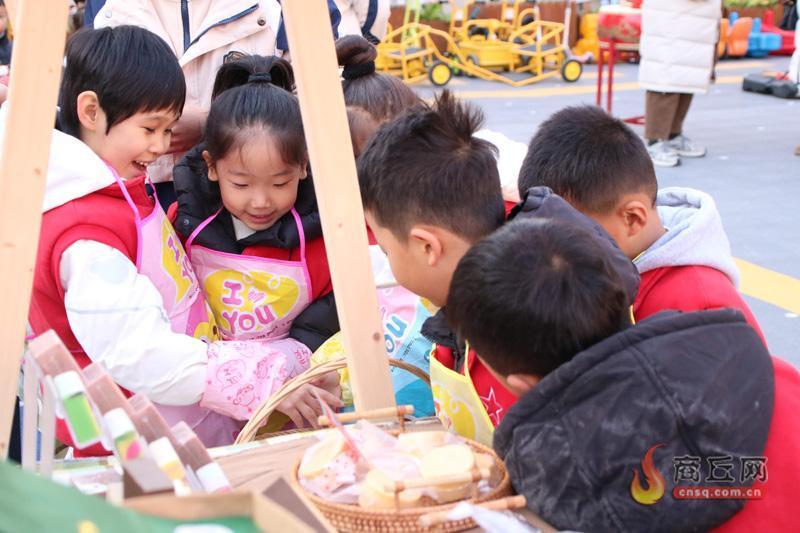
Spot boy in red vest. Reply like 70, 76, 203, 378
357, 92, 638, 445
26, 26, 339, 455
517, 105, 766, 342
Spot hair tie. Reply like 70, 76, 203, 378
248, 72, 272, 84
342, 61, 376, 80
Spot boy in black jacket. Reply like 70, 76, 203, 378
446, 217, 773, 532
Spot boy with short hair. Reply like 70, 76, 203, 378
358, 92, 638, 445
517, 105, 765, 342
445, 217, 785, 532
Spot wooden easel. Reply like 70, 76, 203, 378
281, 0, 395, 411
0, 0, 70, 459
1, 0, 395, 459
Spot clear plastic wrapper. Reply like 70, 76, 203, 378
298, 421, 495, 507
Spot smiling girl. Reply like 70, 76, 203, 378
171, 55, 341, 429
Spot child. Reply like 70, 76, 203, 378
517, 105, 766, 342
0, 0, 11, 66
357, 92, 638, 445
171, 54, 341, 429
25, 26, 335, 456
445, 217, 796, 532
338, 34, 524, 202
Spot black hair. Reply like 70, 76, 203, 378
336, 35, 420, 122
347, 106, 380, 158
517, 105, 657, 214
358, 91, 504, 242
204, 54, 306, 168
445, 217, 631, 377
58, 26, 185, 139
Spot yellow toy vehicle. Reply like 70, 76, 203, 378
375, 21, 582, 88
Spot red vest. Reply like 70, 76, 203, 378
29, 176, 153, 455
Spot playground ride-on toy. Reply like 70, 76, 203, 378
448, 0, 539, 44
761, 8, 797, 56
375, 21, 582, 87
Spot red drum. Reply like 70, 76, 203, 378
597, 5, 642, 44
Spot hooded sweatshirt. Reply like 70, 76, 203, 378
494, 309, 774, 532
634, 187, 765, 342
21, 111, 312, 452
171, 144, 338, 352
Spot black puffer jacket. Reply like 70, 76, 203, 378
173, 145, 338, 352
494, 309, 774, 533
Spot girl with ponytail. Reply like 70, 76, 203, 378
171, 55, 342, 429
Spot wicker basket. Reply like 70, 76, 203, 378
237, 358, 514, 532
291, 437, 513, 533
236, 358, 430, 444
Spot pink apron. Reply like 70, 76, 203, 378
185, 208, 314, 420
112, 170, 242, 447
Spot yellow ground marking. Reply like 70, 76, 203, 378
715, 60, 768, 71
736, 258, 800, 314
453, 76, 744, 99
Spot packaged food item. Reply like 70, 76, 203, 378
52, 371, 103, 448
172, 422, 232, 493
358, 469, 422, 509
420, 444, 476, 503
397, 431, 449, 458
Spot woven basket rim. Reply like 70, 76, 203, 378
292, 435, 511, 518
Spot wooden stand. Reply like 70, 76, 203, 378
0, 0, 70, 459
596, 40, 645, 125
281, 0, 395, 411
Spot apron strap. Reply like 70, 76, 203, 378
106, 163, 142, 225
186, 208, 223, 251
289, 208, 307, 262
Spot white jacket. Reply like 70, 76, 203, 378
94, 0, 282, 183
638, 0, 721, 94
335, 0, 390, 40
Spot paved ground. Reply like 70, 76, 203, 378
415, 56, 800, 367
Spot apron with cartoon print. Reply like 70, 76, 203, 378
430, 342, 495, 447
185, 208, 314, 419
111, 170, 244, 447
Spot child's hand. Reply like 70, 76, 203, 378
311, 370, 342, 401
276, 382, 343, 429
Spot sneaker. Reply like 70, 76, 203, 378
667, 135, 707, 158
648, 141, 680, 168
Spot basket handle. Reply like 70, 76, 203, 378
235, 358, 431, 444
418, 495, 527, 528
317, 405, 415, 427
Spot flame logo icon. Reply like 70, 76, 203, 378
630, 444, 665, 505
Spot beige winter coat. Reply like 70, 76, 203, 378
638, 0, 722, 94
93, 0, 282, 182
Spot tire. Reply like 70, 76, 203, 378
561, 59, 582, 83
428, 61, 453, 87
464, 54, 480, 78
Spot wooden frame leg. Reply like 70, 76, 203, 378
281, 0, 395, 411
0, 0, 70, 458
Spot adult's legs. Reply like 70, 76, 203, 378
645, 91, 681, 142
645, 91, 681, 167
667, 92, 706, 157
669, 93, 694, 137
